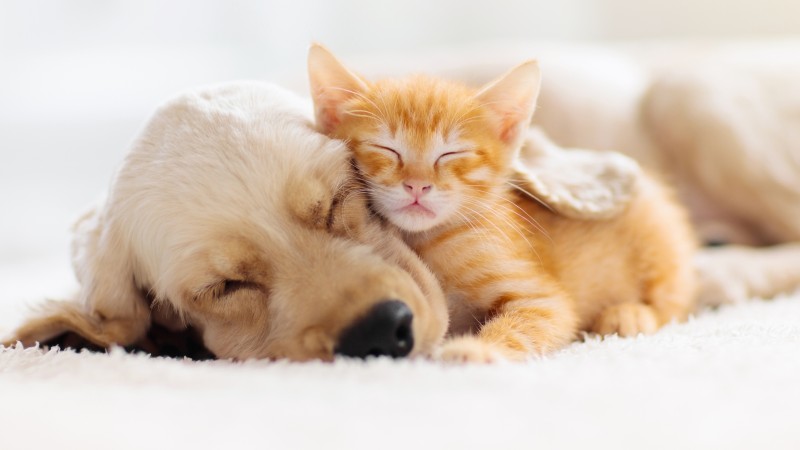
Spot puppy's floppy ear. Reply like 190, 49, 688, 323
307, 43, 369, 135
3, 208, 151, 350
3, 300, 127, 350
510, 128, 641, 220
476, 60, 541, 150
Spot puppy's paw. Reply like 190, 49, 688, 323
592, 302, 659, 337
435, 336, 507, 364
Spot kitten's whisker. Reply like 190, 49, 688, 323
464, 180, 553, 242
376, 92, 394, 123
464, 199, 545, 267
345, 109, 382, 122
460, 187, 552, 241
460, 197, 539, 259
457, 202, 516, 247
452, 112, 492, 129
327, 86, 388, 119
455, 182, 550, 237
505, 180, 556, 214
453, 209, 494, 250
450, 105, 489, 130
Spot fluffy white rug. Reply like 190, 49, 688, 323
2, 286, 800, 450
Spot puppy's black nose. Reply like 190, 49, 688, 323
335, 300, 414, 358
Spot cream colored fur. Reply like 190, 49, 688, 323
3, 82, 449, 360
511, 128, 642, 221
535, 44, 800, 306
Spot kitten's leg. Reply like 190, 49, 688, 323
418, 217, 579, 363
592, 269, 695, 337
593, 236, 696, 337
591, 302, 659, 337
439, 281, 578, 363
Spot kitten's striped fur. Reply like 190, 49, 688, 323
309, 44, 696, 362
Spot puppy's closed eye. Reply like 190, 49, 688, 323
198, 280, 261, 301
219, 280, 261, 297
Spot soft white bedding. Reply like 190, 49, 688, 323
2, 269, 799, 449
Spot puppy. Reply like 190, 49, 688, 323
528, 44, 800, 305
3, 82, 448, 361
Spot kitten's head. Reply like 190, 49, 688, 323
308, 44, 540, 232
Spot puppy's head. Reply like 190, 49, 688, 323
6, 82, 448, 361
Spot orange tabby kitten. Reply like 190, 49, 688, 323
308, 44, 696, 362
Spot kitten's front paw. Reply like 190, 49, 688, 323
435, 336, 507, 364
592, 302, 659, 337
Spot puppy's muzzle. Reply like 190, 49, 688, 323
335, 300, 414, 358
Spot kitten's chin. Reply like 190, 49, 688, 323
386, 208, 443, 232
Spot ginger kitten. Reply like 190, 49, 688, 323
308, 44, 696, 362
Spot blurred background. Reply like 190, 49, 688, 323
1, 0, 799, 327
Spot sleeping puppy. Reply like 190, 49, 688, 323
2, 82, 448, 361
528, 43, 800, 305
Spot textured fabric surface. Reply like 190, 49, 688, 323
2, 290, 799, 450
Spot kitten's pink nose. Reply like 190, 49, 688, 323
403, 181, 432, 199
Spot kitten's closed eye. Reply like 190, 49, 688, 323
435, 151, 469, 165
368, 144, 401, 161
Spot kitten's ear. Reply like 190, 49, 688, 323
476, 60, 541, 148
511, 128, 642, 220
308, 43, 369, 135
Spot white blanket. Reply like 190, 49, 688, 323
2, 282, 799, 449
